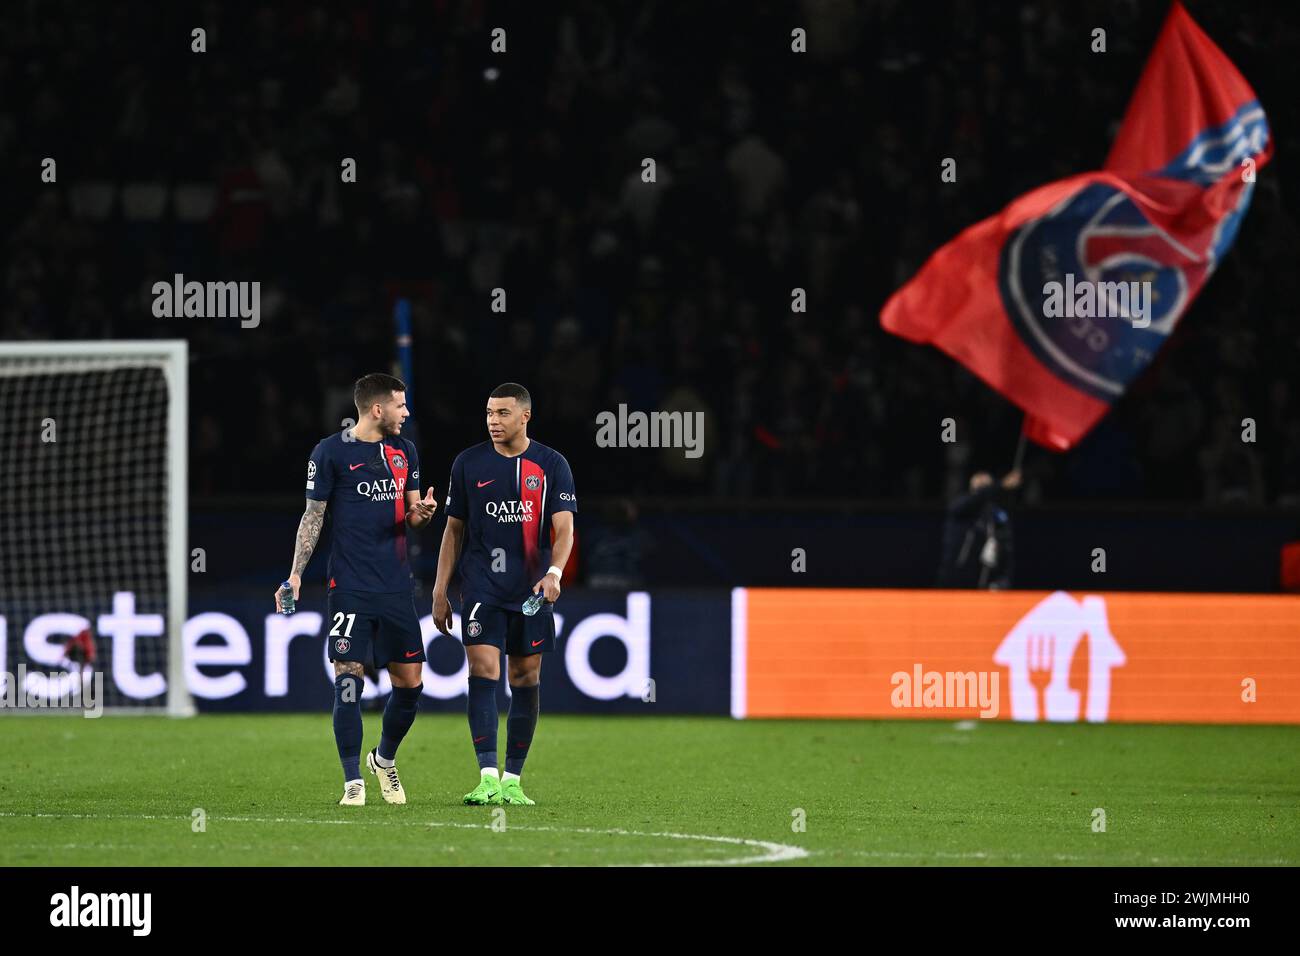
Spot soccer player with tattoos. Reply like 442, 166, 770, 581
275, 373, 437, 806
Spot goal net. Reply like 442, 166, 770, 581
0, 341, 193, 716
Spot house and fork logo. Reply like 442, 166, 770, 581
992, 591, 1127, 722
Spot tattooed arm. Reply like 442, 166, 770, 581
291, 498, 328, 576
274, 499, 327, 611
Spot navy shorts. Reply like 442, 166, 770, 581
460, 596, 555, 656
326, 589, 425, 667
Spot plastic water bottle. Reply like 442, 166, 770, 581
521, 591, 546, 616
278, 581, 297, 615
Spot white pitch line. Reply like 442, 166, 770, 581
0, 811, 809, 867
5, 841, 303, 853
836, 848, 1295, 865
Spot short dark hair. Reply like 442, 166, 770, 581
489, 382, 531, 408
354, 372, 406, 412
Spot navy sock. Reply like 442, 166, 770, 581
467, 675, 499, 770
505, 683, 539, 776
333, 673, 364, 782
378, 683, 422, 761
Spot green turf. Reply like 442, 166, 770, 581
1, 715, 1296, 866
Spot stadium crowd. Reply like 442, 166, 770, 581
4, 0, 1299, 506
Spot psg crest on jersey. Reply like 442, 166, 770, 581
466, 621, 482, 638
525, 474, 541, 490
334, 638, 350, 654
391, 454, 406, 470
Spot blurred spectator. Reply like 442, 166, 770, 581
3, 1, 1297, 507
938, 469, 1020, 589
584, 498, 651, 589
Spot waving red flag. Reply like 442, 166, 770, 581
880, 2, 1271, 450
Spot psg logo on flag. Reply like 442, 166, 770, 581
999, 105, 1268, 403
999, 183, 1188, 401
334, 638, 350, 654
525, 474, 541, 490
467, 621, 482, 638
880, 3, 1272, 451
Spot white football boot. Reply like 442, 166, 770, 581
366, 749, 407, 805
338, 779, 366, 806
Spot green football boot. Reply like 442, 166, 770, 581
463, 774, 504, 805
500, 777, 536, 806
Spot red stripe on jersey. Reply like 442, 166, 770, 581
519, 457, 545, 579
383, 443, 410, 564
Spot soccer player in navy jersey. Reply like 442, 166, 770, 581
432, 383, 576, 806
275, 373, 438, 806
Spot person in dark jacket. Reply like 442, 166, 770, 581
938, 469, 1021, 590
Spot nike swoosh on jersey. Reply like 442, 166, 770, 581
349, 463, 366, 471
476, 479, 495, 487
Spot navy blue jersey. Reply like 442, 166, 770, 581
306, 431, 420, 593
444, 440, 577, 609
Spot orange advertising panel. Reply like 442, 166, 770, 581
735, 589, 1300, 724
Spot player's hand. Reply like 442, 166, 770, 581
409, 487, 438, 524
274, 573, 302, 612
433, 590, 454, 636
533, 571, 561, 604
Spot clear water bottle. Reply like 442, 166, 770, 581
278, 581, 297, 615
521, 591, 546, 616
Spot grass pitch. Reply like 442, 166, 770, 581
1, 714, 1296, 866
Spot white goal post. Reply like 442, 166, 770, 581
0, 340, 194, 716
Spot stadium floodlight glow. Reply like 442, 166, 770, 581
0, 340, 194, 716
